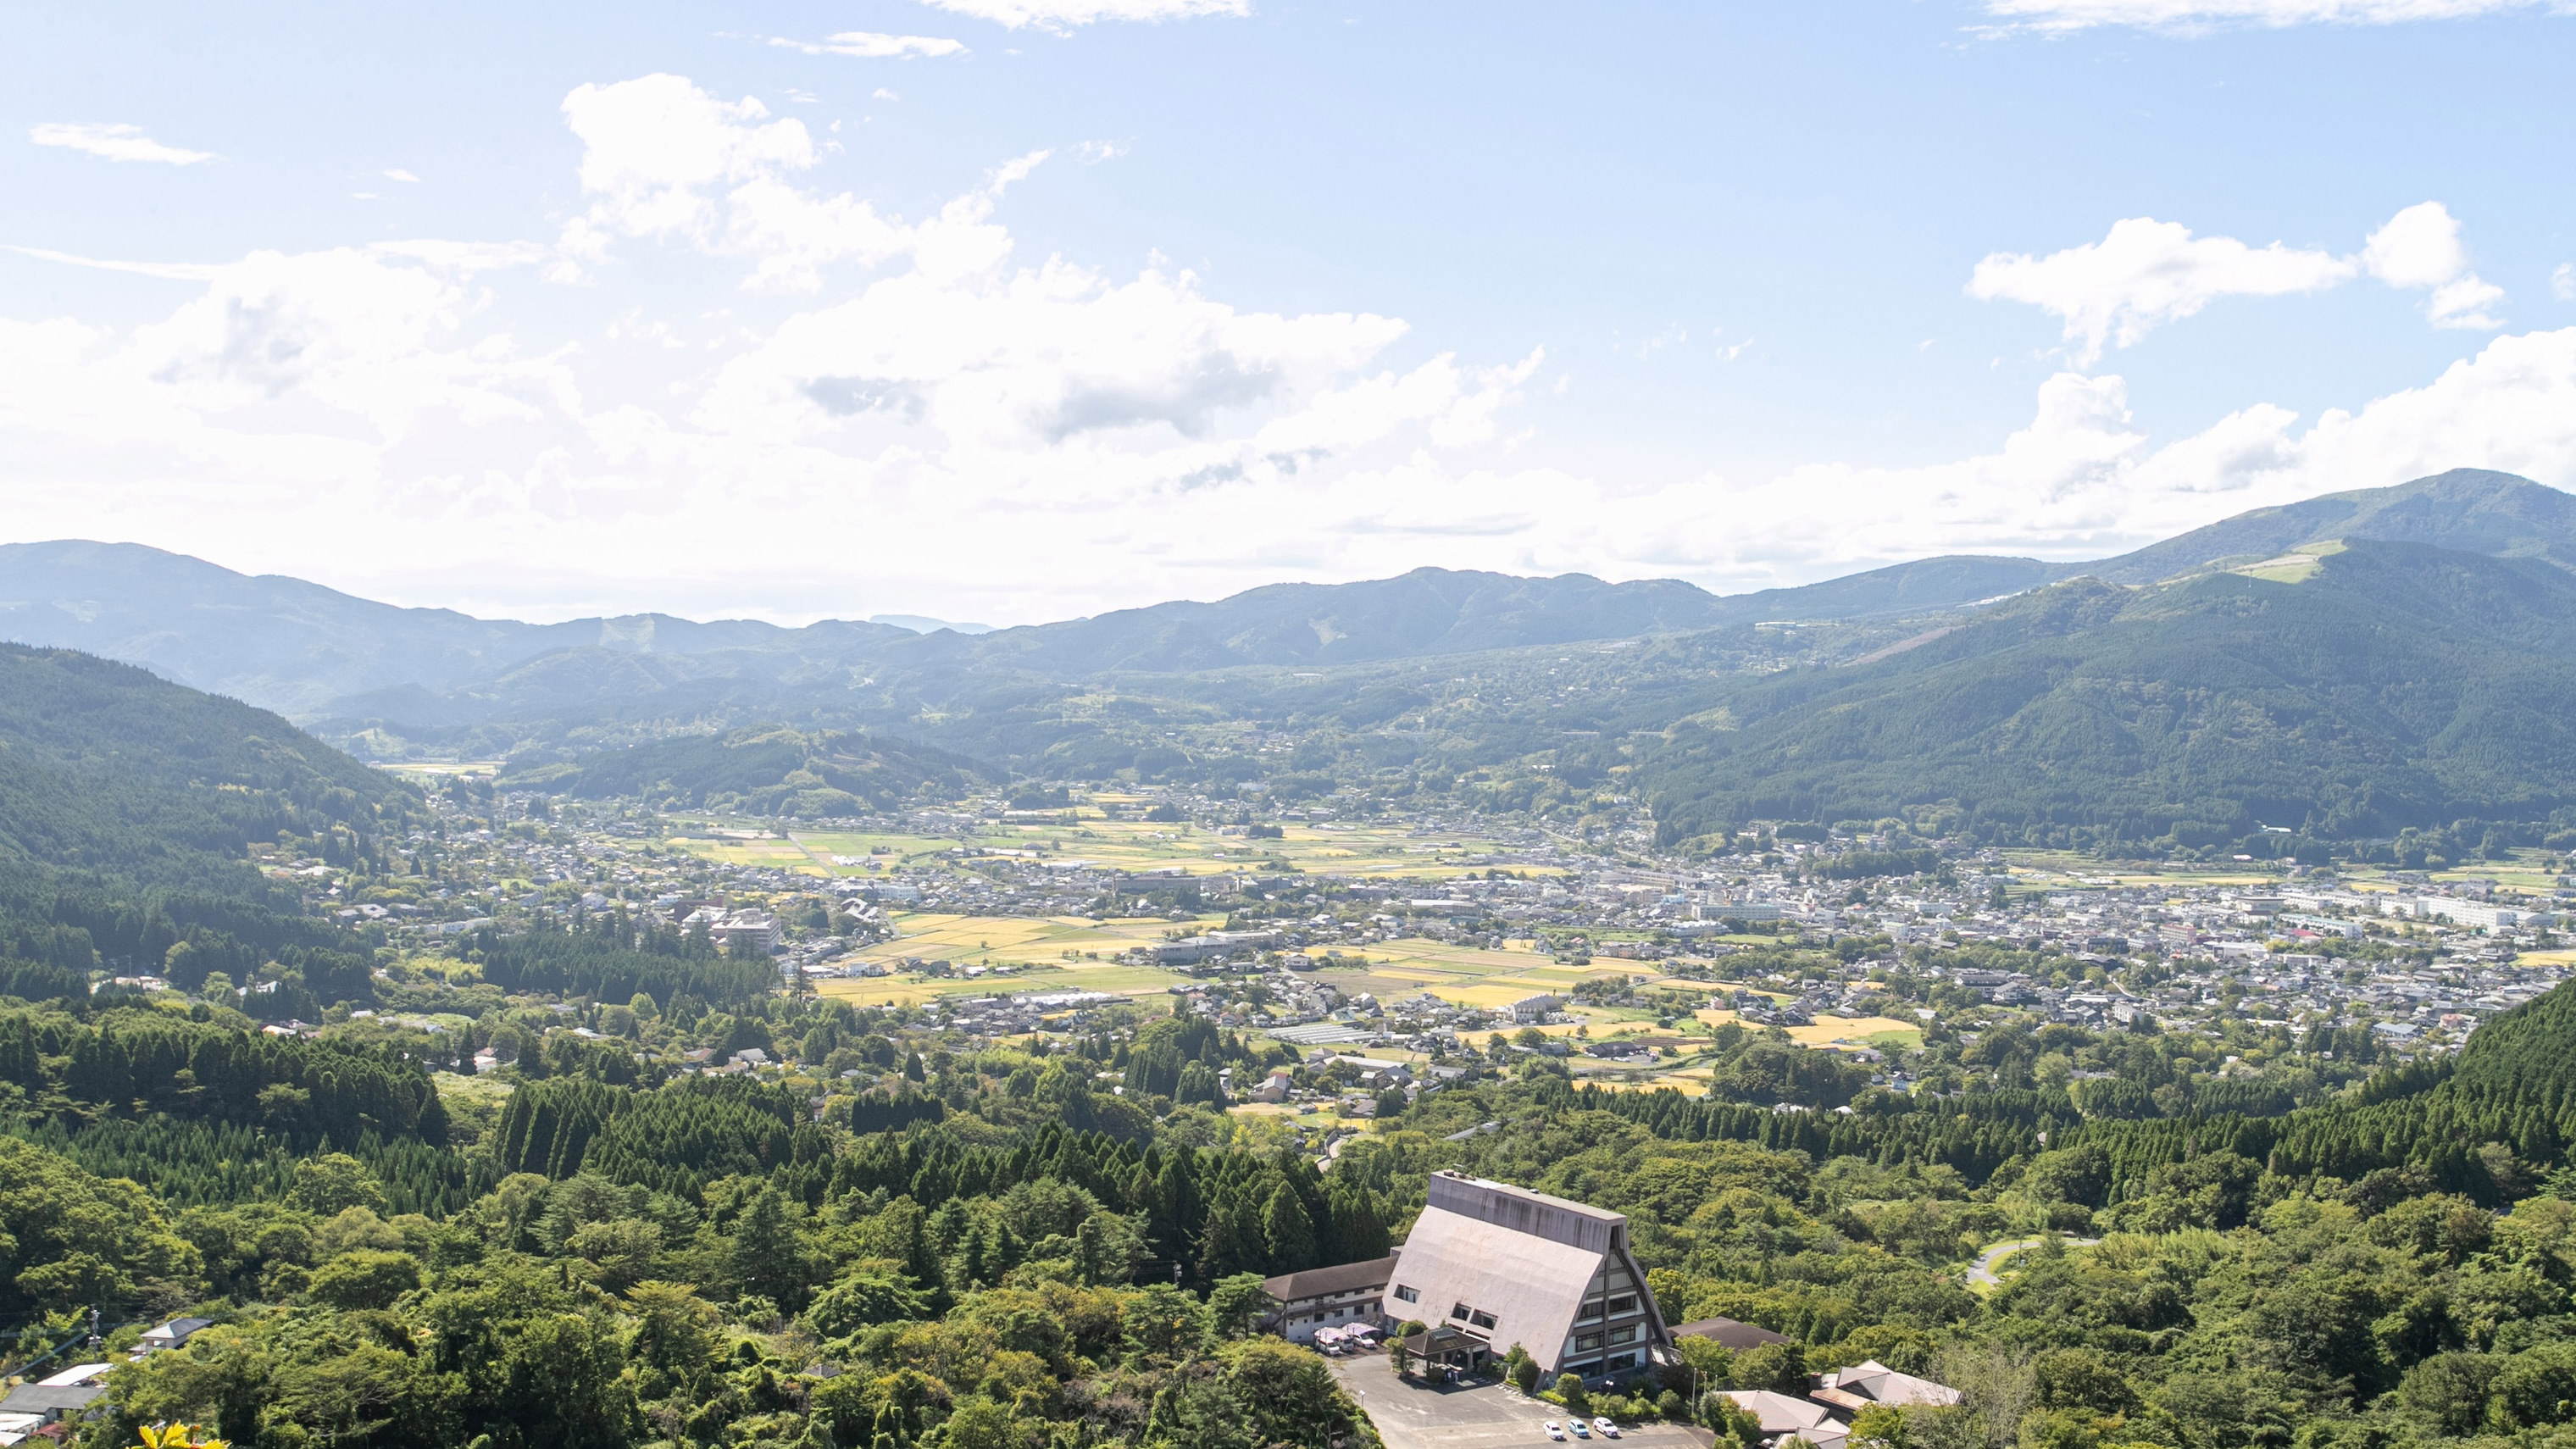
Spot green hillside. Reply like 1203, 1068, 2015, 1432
500, 724, 991, 814
1641, 541, 2576, 852
0, 644, 408, 887
0, 644, 413, 999
2068, 468, 2576, 585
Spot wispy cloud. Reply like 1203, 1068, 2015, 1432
3, 245, 219, 280
919, 0, 1249, 30
1981, 0, 2565, 33
384, 169, 421, 183
30, 122, 216, 165
766, 31, 967, 58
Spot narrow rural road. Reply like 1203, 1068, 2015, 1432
1965, 1235, 2100, 1287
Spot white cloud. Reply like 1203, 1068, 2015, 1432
1981, 0, 2564, 33
1974, 203, 2502, 355
0, 70, 1541, 622
552, 75, 922, 291
2557, 263, 2576, 302
2362, 201, 2504, 329
767, 31, 968, 58
384, 169, 421, 183
1969, 219, 2355, 361
555, 75, 816, 261
29, 122, 215, 165
1657, 327, 2576, 588
919, 0, 1250, 30
12, 67, 2575, 628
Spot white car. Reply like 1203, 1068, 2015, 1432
1544, 1424, 1566, 1441
1595, 1419, 1621, 1439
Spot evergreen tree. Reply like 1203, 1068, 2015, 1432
726, 1185, 808, 1310
1328, 1185, 1390, 1263
1261, 1182, 1317, 1274
1196, 1183, 1264, 1285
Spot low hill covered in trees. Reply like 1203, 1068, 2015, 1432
500, 725, 992, 815
0, 644, 416, 1005
1643, 541, 2576, 852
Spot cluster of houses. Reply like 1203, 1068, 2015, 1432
0, 1318, 211, 1443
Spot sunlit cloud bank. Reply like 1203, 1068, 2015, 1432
2, 72, 2572, 624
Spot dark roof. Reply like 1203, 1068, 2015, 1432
1261, 1254, 1397, 1302
1, 1382, 106, 1417
1673, 1317, 1790, 1350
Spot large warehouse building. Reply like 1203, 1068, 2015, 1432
1383, 1170, 1673, 1380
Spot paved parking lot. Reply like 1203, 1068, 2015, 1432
1328, 1352, 1714, 1449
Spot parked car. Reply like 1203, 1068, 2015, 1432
1594, 1418, 1620, 1438
1571, 1421, 1592, 1439
1544, 1424, 1566, 1441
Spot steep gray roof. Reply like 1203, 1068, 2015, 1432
1389, 1177, 1607, 1363
1263, 1254, 1397, 1302
1423, 1170, 1626, 1252
1673, 1317, 1790, 1350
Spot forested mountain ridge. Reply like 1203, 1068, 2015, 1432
2063, 468, 2576, 586
0, 643, 405, 1006
0, 540, 919, 719
1640, 539, 2576, 850
0, 643, 408, 892
8, 473, 2573, 776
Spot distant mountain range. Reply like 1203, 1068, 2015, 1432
6, 469, 2562, 736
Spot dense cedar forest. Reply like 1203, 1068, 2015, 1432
13, 962, 2576, 1449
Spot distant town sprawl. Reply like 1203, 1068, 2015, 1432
144, 774, 2573, 1091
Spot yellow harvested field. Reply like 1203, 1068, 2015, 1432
1426, 980, 1557, 1008
2518, 950, 2576, 969
848, 912, 1209, 965
803, 911, 1220, 1008
1786, 1015, 1919, 1046
758, 815, 1569, 883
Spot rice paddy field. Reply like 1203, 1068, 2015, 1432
656, 813, 1556, 884
798, 908, 1925, 1098
810, 912, 1216, 1008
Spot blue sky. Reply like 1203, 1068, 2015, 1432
3, 0, 2573, 625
